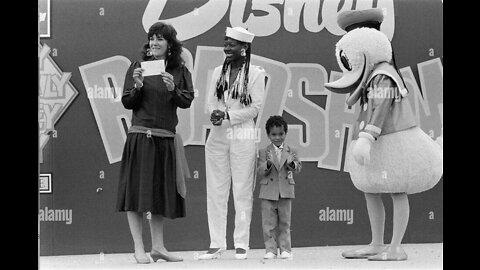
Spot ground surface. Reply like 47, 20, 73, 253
40, 243, 443, 270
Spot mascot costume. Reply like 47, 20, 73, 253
324, 8, 443, 261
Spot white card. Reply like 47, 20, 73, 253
141, 60, 165, 76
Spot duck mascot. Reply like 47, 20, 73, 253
324, 8, 443, 261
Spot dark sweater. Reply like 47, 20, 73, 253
121, 61, 194, 133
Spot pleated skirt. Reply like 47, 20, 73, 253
116, 133, 185, 218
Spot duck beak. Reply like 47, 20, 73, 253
325, 54, 370, 106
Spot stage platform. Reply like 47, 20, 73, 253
40, 243, 442, 269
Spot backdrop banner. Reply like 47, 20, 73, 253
39, 0, 443, 256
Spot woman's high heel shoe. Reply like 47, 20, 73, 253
133, 254, 151, 264
150, 249, 183, 262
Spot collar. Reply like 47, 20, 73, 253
272, 143, 284, 151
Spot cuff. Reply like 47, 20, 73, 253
359, 131, 375, 143
363, 124, 382, 140
167, 84, 178, 93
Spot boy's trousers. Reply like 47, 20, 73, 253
261, 198, 292, 254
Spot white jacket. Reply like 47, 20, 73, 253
206, 64, 266, 127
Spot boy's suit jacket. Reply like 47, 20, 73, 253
256, 143, 302, 200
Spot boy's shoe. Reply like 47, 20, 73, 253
198, 248, 223, 260
263, 252, 276, 259
279, 251, 292, 259
235, 248, 247, 260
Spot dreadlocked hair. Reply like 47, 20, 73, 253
215, 60, 230, 101
240, 45, 252, 105
215, 44, 253, 106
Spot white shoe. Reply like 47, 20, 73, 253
235, 253, 247, 260
263, 252, 276, 259
198, 248, 223, 260
235, 248, 247, 260
279, 251, 292, 259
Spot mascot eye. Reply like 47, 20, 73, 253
339, 50, 352, 71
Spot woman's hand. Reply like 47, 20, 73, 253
133, 68, 145, 87
210, 110, 224, 126
161, 71, 175, 91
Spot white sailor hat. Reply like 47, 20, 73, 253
226, 27, 255, 43
338, 8, 384, 32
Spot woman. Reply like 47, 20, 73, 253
199, 26, 266, 260
116, 22, 194, 264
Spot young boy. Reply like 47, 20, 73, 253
256, 115, 302, 259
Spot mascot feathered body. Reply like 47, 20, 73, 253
324, 8, 443, 261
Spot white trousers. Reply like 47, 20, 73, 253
205, 121, 257, 250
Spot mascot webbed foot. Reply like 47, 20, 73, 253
367, 245, 407, 261
342, 244, 386, 259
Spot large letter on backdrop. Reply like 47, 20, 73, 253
142, 0, 228, 41
252, 56, 291, 144
230, 0, 283, 36
78, 56, 132, 164
284, 0, 322, 33
400, 58, 443, 139
321, 71, 358, 171
188, 46, 226, 145
284, 64, 328, 166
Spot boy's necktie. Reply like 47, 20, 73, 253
275, 146, 283, 162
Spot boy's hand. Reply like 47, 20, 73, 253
266, 151, 273, 167
286, 154, 295, 164
286, 153, 297, 170
266, 150, 273, 161
266, 159, 272, 168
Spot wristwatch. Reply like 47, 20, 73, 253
134, 82, 143, 89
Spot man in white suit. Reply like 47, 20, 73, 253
200, 26, 266, 260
